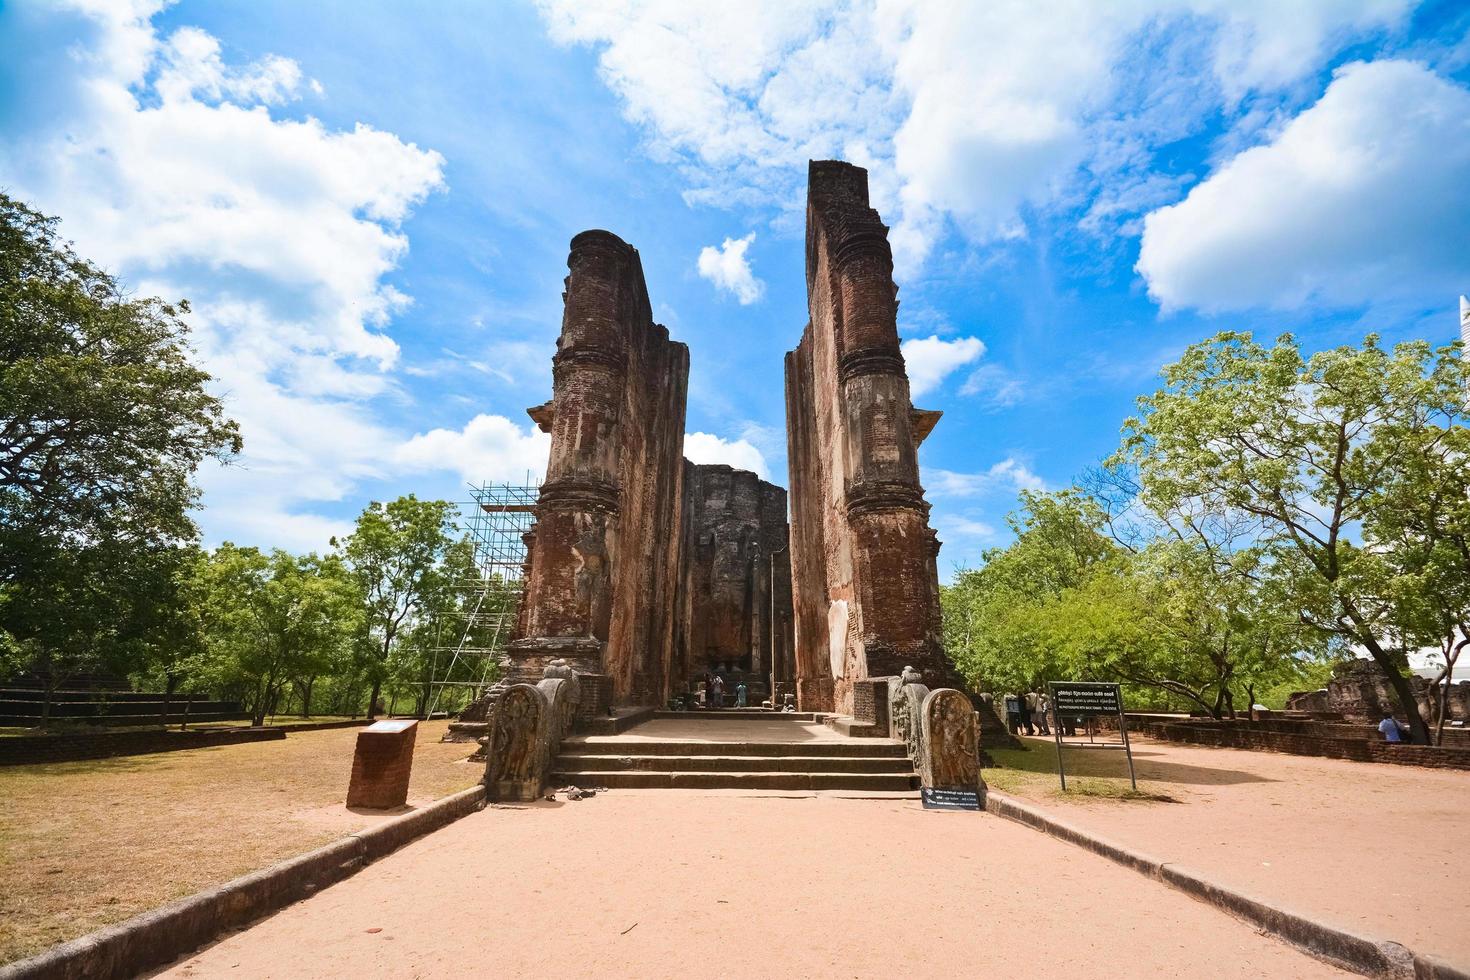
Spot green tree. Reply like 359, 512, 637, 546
336, 496, 458, 720
1118, 332, 1468, 744
190, 544, 360, 727
0, 193, 239, 698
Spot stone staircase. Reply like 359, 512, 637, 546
552, 714, 919, 792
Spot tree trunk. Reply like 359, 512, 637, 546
1363, 643, 1430, 744
1435, 638, 1466, 747
301, 677, 314, 719
367, 679, 382, 720
1246, 684, 1257, 722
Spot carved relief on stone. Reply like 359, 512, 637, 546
919, 688, 983, 800
485, 683, 549, 802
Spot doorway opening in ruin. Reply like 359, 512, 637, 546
499, 161, 969, 721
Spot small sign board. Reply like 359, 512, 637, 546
921, 787, 982, 811
365, 719, 416, 734
1047, 681, 1137, 792
1051, 682, 1122, 717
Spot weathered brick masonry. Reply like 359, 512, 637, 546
675, 463, 794, 704
509, 230, 690, 706
784, 161, 965, 713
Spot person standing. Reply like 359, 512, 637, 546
1033, 691, 1051, 735
709, 674, 726, 710
1378, 711, 1409, 744
1022, 691, 1037, 735
735, 681, 748, 708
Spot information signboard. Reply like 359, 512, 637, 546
1051, 682, 1122, 716
1047, 681, 1136, 792
920, 787, 982, 811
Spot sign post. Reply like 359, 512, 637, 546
1047, 681, 1136, 792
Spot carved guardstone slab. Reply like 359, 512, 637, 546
919, 689, 984, 810
346, 719, 418, 809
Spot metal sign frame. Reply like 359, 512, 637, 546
1047, 681, 1137, 792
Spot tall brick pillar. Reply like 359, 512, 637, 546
509, 230, 689, 705
507, 231, 633, 683
785, 161, 965, 715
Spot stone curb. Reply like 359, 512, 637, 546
0, 784, 487, 980
984, 791, 1462, 979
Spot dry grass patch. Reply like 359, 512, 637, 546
0, 720, 480, 964
985, 736, 1177, 803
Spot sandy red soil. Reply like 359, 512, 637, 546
1007, 734, 1470, 964
156, 792, 1346, 979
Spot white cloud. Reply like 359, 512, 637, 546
900, 335, 985, 398
395, 414, 551, 485
0, 2, 449, 549
536, 1, 1411, 275
958, 363, 1026, 408
936, 515, 998, 540
928, 459, 1045, 498
1137, 59, 1470, 312
696, 233, 765, 304
683, 432, 770, 479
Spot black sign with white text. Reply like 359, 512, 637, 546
1051, 682, 1122, 717
921, 787, 982, 811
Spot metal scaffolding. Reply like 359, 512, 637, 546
424, 481, 538, 716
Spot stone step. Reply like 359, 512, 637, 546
560, 738, 909, 758
550, 770, 920, 792
651, 710, 821, 722
555, 753, 913, 774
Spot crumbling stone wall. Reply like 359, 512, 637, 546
784, 161, 966, 714
674, 463, 794, 702
1288, 658, 1470, 725
509, 230, 689, 706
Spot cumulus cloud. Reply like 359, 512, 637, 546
0, 1, 448, 550
683, 432, 770, 478
535, 0, 1411, 274
395, 414, 551, 485
900, 335, 985, 397
1137, 59, 1470, 312
928, 459, 1045, 497
697, 233, 765, 304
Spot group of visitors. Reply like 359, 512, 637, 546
1004, 690, 1053, 735
702, 673, 748, 709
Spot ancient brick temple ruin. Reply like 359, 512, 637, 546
505, 162, 967, 715
785, 161, 966, 714
677, 463, 794, 708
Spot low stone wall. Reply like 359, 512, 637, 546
1130, 718, 1470, 770
0, 727, 286, 767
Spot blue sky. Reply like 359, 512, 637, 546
2, 0, 1467, 575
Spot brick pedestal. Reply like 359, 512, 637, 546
346, 719, 418, 809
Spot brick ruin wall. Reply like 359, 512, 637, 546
509, 230, 689, 706
1287, 658, 1470, 726
674, 463, 795, 705
784, 161, 966, 714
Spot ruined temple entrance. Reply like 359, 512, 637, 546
501, 160, 967, 721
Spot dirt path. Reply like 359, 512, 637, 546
998, 735, 1470, 964
157, 793, 1347, 979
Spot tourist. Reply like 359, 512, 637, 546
735, 681, 748, 708
1378, 711, 1409, 744
709, 674, 725, 709
1022, 691, 1037, 735
1033, 691, 1051, 735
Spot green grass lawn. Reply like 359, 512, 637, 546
985, 735, 1177, 803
